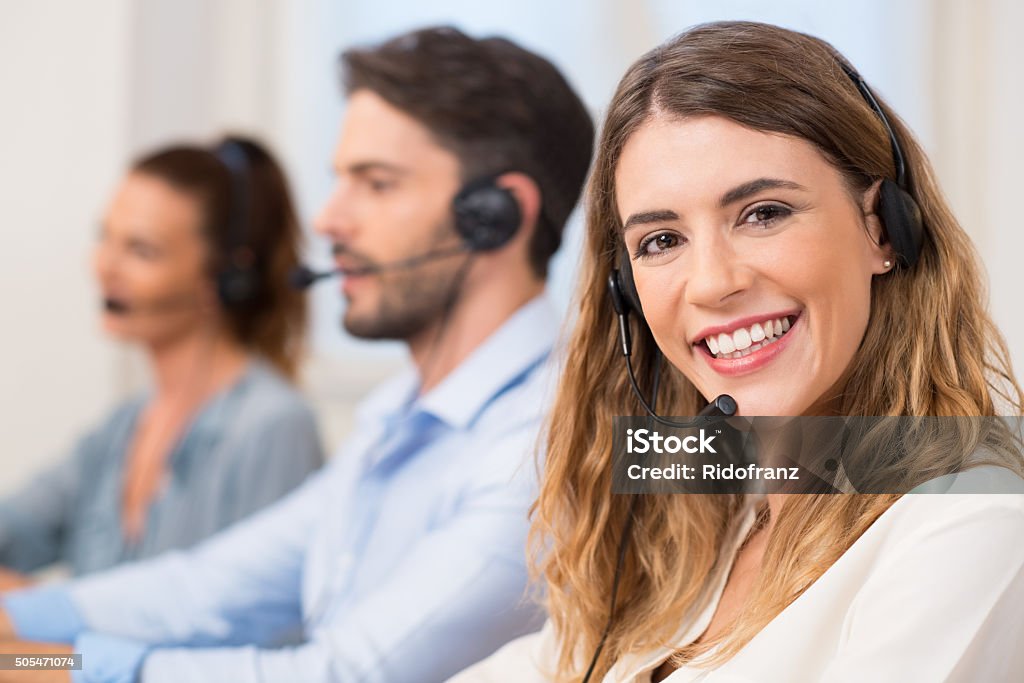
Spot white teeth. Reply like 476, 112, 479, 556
702, 315, 796, 360
717, 333, 736, 354
733, 327, 752, 351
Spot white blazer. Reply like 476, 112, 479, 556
452, 473, 1024, 682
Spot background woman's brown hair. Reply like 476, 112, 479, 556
530, 21, 1023, 681
133, 136, 307, 379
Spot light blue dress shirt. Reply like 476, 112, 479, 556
4, 295, 559, 683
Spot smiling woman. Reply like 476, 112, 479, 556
450, 20, 1024, 683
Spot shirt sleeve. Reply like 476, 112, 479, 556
66, 464, 335, 647
2, 585, 86, 642
0, 431, 95, 572
115, 427, 545, 683
0, 469, 335, 683
69, 632, 151, 683
820, 494, 1024, 682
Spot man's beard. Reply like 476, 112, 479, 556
342, 222, 467, 341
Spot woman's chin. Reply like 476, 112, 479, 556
100, 317, 142, 344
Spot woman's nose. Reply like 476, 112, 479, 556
92, 242, 115, 281
682, 235, 753, 307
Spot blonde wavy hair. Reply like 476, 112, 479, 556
530, 21, 1024, 682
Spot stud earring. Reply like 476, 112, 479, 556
883, 259, 893, 270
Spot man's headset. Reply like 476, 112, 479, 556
583, 65, 924, 683
289, 173, 522, 288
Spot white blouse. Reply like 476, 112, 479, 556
451, 477, 1024, 682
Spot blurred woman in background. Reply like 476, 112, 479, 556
0, 136, 323, 582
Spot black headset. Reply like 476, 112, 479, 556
452, 172, 522, 252
213, 140, 260, 309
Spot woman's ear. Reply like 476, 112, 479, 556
861, 179, 895, 272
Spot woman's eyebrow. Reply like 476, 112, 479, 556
718, 177, 807, 208
622, 209, 679, 234
622, 178, 808, 233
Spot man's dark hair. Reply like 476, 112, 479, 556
341, 26, 594, 279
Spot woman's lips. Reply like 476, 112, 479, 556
698, 313, 802, 377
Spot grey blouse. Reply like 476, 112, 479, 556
0, 359, 324, 576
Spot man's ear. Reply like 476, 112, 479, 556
861, 179, 895, 271
494, 172, 542, 241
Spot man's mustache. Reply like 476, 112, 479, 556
330, 244, 380, 276
330, 242, 472, 277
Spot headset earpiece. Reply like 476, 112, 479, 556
452, 175, 522, 251
614, 248, 644, 319
608, 248, 646, 358
214, 140, 260, 309
217, 246, 259, 308
841, 62, 925, 270
876, 178, 924, 268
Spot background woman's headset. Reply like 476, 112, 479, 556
213, 139, 261, 309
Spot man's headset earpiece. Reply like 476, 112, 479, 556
840, 63, 924, 269
452, 173, 522, 251
213, 140, 260, 309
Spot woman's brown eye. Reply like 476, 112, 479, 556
650, 234, 677, 251
745, 204, 791, 226
634, 232, 683, 260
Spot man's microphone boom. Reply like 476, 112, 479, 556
288, 266, 337, 290
289, 244, 470, 290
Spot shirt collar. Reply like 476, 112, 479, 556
355, 294, 560, 431
418, 293, 559, 429
168, 357, 263, 477
354, 368, 419, 424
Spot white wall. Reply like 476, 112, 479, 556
930, 0, 1024, 378
0, 1, 132, 491
984, 0, 1024, 378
